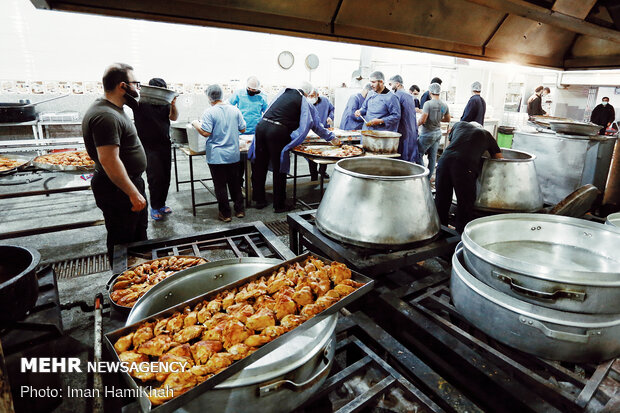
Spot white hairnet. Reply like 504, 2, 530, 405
389, 74, 403, 84
247, 76, 261, 90
297, 81, 313, 95
471, 81, 482, 92
369, 71, 385, 81
428, 82, 441, 95
205, 84, 223, 102
469, 121, 483, 129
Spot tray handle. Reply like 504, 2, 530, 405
258, 342, 331, 397
493, 271, 586, 302
519, 316, 601, 343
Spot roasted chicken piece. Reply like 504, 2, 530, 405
222, 319, 252, 350
314, 278, 332, 297
148, 371, 201, 405
118, 350, 148, 364
245, 307, 275, 331
329, 262, 351, 284
190, 340, 223, 364
204, 312, 231, 329
206, 299, 222, 313
300, 303, 323, 319
274, 290, 297, 321
167, 343, 192, 358
261, 325, 287, 338
226, 303, 255, 324
154, 317, 170, 336
292, 286, 314, 307
339, 279, 365, 288
190, 352, 235, 376
184, 310, 198, 327
173, 325, 205, 344
227, 343, 255, 360
197, 303, 212, 324
166, 312, 186, 334
201, 321, 226, 342
155, 353, 194, 382
266, 274, 294, 294
254, 294, 276, 311
280, 314, 305, 330
315, 294, 339, 309
334, 283, 355, 297
132, 322, 154, 348
234, 280, 268, 302
220, 290, 236, 310
244, 334, 272, 347
304, 261, 317, 274
118, 351, 155, 382
137, 334, 175, 356
114, 332, 134, 353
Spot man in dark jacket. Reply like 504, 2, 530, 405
460, 81, 486, 125
590, 97, 616, 135
527, 86, 546, 116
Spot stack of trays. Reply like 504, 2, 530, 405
451, 213, 620, 363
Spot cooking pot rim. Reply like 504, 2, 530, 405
462, 214, 620, 284
483, 148, 536, 162
453, 244, 620, 327
334, 158, 429, 180
0, 245, 40, 289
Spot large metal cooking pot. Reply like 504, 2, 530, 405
361, 130, 401, 154
139, 85, 179, 105
452, 244, 620, 363
606, 212, 620, 227
474, 149, 543, 212
0, 245, 40, 321
316, 158, 440, 248
462, 214, 620, 313
127, 258, 337, 413
0, 95, 69, 123
548, 120, 601, 136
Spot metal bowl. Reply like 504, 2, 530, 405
139, 85, 178, 105
316, 157, 440, 248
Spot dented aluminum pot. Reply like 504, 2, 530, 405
452, 244, 620, 363
316, 157, 440, 248
475, 148, 544, 212
361, 130, 401, 154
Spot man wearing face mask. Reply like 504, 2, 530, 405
527, 86, 547, 117
389, 74, 418, 162
354, 71, 401, 131
591, 97, 616, 135
340, 83, 372, 131
409, 85, 421, 111
249, 81, 340, 212
82, 63, 148, 265
306, 88, 335, 181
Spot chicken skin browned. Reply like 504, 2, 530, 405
115, 256, 364, 408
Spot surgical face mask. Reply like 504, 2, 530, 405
413, 93, 419, 97
247, 88, 259, 96
307, 97, 318, 105
603, 101, 608, 106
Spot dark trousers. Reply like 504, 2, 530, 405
306, 159, 327, 180
208, 162, 244, 218
91, 171, 148, 265
434, 157, 477, 234
252, 121, 290, 209
144, 143, 171, 210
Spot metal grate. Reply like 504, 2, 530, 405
52, 253, 110, 279
264, 219, 290, 236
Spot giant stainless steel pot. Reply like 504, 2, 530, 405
462, 214, 620, 313
127, 258, 337, 413
0, 245, 40, 321
474, 148, 543, 212
606, 212, 620, 227
316, 158, 440, 248
452, 244, 620, 363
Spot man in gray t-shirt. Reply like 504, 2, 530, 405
417, 82, 450, 180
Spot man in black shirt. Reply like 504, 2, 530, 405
590, 97, 616, 135
434, 121, 502, 233
82, 63, 148, 265
134, 78, 179, 220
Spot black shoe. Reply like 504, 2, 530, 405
218, 212, 232, 223
253, 201, 268, 209
274, 202, 296, 213
235, 210, 245, 218
310, 175, 319, 182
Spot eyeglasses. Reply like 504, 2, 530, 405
127, 81, 141, 89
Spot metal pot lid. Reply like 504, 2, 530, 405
549, 184, 599, 217
334, 157, 429, 181
453, 244, 620, 328
126, 257, 338, 387
462, 214, 620, 286
607, 212, 620, 227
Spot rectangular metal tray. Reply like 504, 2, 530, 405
104, 252, 374, 413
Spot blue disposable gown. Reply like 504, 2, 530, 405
460, 95, 486, 125
339, 93, 365, 130
394, 90, 419, 163
248, 89, 335, 174
229, 89, 269, 134
358, 90, 401, 132
313, 97, 334, 126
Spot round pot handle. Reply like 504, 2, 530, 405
519, 316, 600, 343
258, 344, 331, 397
493, 271, 586, 302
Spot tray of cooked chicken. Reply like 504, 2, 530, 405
33, 150, 95, 171
0, 154, 33, 175
104, 253, 373, 413
107, 256, 209, 312
304, 128, 362, 144
293, 144, 364, 160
